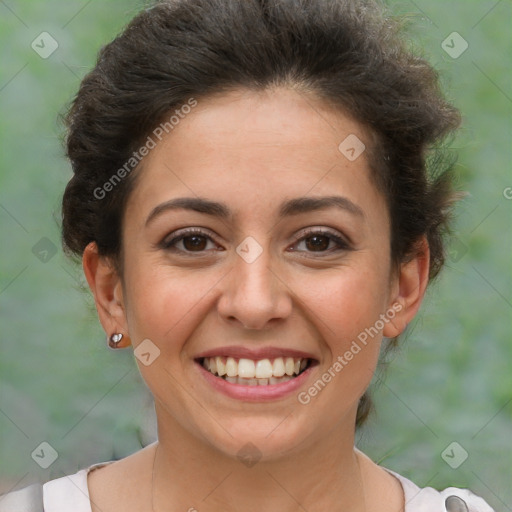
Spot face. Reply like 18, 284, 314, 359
91, 87, 421, 461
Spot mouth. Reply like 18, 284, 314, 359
196, 356, 316, 386
193, 346, 319, 401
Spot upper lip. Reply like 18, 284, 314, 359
195, 346, 318, 361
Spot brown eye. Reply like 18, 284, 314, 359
304, 234, 331, 252
181, 235, 208, 251
160, 228, 218, 254
292, 229, 351, 255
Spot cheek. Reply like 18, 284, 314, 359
125, 252, 390, 346
296, 282, 385, 412
299, 263, 389, 389
121, 262, 220, 414
123, 259, 221, 353
305, 264, 390, 339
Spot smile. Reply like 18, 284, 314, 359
194, 352, 319, 401
200, 356, 311, 385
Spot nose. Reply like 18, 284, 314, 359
216, 242, 292, 330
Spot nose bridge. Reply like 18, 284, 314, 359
237, 241, 275, 295
217, 235, 291, 330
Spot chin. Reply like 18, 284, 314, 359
199, 414, 320, 464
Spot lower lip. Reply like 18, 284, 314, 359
196, 362, 315, 402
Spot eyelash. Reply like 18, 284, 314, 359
159, 228, 351, 256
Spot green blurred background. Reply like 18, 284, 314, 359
0, 0, 510, 508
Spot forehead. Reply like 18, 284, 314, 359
126, 87, 386, 226
169, 87, 368, 155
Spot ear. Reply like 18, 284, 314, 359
383, 236, 430, 339
82, 242, 131, 347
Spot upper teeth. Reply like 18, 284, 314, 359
203, 356, 308, 379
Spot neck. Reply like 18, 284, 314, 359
150, 402, 366, 512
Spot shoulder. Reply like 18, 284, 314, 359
0, 482, 43, 512
385, 468, 496, 512
0, 444, 155, 512
43, 462, 113, 512
0, 462, 113, 512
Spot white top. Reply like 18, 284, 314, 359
1, 460, 496, 512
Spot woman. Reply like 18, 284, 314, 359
0, 0, 496, 510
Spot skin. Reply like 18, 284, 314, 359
83, 87, 430, 512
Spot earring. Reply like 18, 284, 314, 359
108, 333, 124, 349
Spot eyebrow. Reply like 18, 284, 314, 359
145, 195, 365, 227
